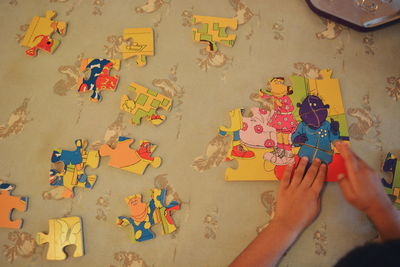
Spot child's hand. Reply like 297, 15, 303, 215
335, 141, 400, 241
272, 157, 326, 234
335, 142, 392, 216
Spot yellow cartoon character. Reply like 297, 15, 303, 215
261, 78, 297, 165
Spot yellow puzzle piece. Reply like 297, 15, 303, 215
308, 69, 345, 116
21, 10, 67, 57
192, 15, 238, 52
36, 216, 84, 261
120, 82, 172, 126
119, 28, 154, 67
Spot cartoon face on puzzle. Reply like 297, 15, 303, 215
116, 188, 180, 242
217, 69, 349, 182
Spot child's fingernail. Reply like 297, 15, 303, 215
337, 173, 345, 180
314, 158, 321, 164
301, 156, 308, 162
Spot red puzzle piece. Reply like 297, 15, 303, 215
274, 153, 347, 182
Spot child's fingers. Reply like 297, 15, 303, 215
311, 164, 327, 193
301, 159, 321, 188
280, 164, 294, 188
291, 157, 308, 186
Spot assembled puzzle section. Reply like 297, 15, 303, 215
119, 28, 154, 67
36, 216, 84, 260
192, 15, 238, 52
382, 152, 400, 208
116, 188, 180, 242
49, 139, 99, 199
120, 82, 172, 126
217, 70, 349, 181
99, 136, 161, 175
78, 58, 121, 102
0, 182, 28, 229
20, 10, 67, 56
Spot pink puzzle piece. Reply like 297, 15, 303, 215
240, 107, 277, 149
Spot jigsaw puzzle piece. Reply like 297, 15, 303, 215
117, 188, 179, 242
78, 58, 120, 102
36, 216, 84, 260
0, 183, 28, 229
49, 139, 98, 199
382, 152, 400, 208
308, 69, 345, 117
120, 82, 172, 126
116, 193, 157, 242
151, 188, 180, 235
99, 137, 141, 168
119, 28, 154, 67
21, 10, 67, 56
100, 137, 162, 175
192, 15, 238, 52
219, 108, 255, 161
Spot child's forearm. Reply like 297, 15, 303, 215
367, 203, 400, 241
230, 219, 300, 267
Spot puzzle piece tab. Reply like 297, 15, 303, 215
99, 136, 161, 175
78, 58, 120, 102
120, 82, 172, 126
20, 10, 67, 56
36, 216, 84, 260
116, 188, 180, 242
49, 139, 99, 199
0, 182, 28, 229
119, 28, 154, 67
192, 15, 238, 52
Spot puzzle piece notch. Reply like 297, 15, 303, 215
36, 216, 84, 260
21, 10, 68, 56
120, 82, 172, 126
192, 15, 238, 52
99, 136, 162, 175
119, 28, 154, 67
49, 139, 99, 199
116, 188, 180, 242
78, 58, 120, 102
0, 183, 28, 229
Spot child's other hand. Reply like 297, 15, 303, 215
335, 142, 392, 217
272, 157, 326, 234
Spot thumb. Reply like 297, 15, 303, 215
337, 174, 355, 203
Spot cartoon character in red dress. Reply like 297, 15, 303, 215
260, 77, 298, 165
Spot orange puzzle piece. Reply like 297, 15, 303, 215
99, 137, 141, 168
0, 182, 28, 229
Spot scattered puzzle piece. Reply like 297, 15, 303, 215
116, 188, 180, 242
20, 10, 67, 56
382, 152, 400, 208
0, 182, 28, 229
99, 136, 161, 175
78, 58, 120, 102
49, 139, 99, 199
192, 15, 238, 52
120, 82, 172, 126
119, 28, 154, 67
36, 216, 84, 260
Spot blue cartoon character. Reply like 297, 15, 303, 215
291, 95, 340, 164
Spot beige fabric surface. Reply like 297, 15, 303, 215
0, 0, 400, 266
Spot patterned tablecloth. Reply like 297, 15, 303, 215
0, 0, 399, 266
